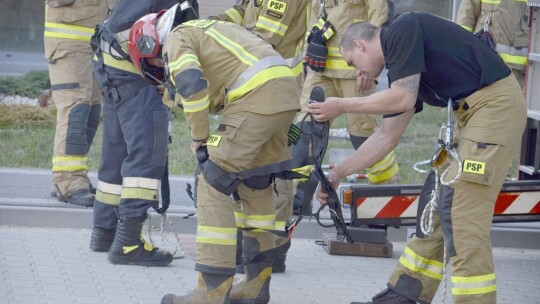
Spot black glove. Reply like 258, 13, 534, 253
305, 19, 335, 72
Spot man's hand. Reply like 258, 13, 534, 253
308, 96, 342, 122
190, 140, 204, 155
315, 170, 341, 203
356, 74, 377, 92
156, 85, 166, 95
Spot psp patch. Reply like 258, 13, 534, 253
266, 0, 287, 18
463, 160, 486, 175
184, 19, 217, 29
206, 135, 222, 147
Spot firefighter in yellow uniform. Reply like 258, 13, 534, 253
212, 0, 311, 274
294, 0, 400, 215
457, 0, 529, 88
44, 0, 113, 206
129, 17, 301, 303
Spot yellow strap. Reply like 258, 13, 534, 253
100, 52, 139, 74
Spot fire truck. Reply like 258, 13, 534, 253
322, 1, 540, 257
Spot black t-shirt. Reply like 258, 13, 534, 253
380, 12, 511, 114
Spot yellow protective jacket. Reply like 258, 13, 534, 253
44, 0, 114, 58
213, 0, 311, 79
311, 0, 389, 79
162, 20, 300, 141
456, 0, 529, 70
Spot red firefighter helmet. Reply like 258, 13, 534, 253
128, 10, 166, 83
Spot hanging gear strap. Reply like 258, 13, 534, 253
421, 99, 462, 236
292, 86, 354, 243
196, 145, 307, 197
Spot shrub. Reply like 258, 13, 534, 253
0, 104, 54, 128
0, 70, 50, 98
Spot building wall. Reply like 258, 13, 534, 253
0, 0, 455, 53
0, 0, 236, 53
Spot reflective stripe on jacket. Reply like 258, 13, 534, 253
44, 0, 112, 56
456, 0, 529, 70
310, 0, 389, 79
162, 20, 300, 141
213, 0, 311, 79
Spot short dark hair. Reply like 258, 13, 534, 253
340, 22, 380, 52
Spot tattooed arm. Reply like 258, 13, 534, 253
308, 73, 420, 120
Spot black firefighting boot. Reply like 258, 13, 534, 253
107, 215, 173, 266
230, 260, 272, 304
161, 272, 233, 304
89, 226, 116, 252
56, 189, 95, 207
351, 288, 416, 304
271, 254, 286, 273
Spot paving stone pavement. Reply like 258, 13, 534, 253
1, 168, 540, 303
1, 225, 540, 304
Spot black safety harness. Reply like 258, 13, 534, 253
187, 86, 354, 265
290, 86, 354, 243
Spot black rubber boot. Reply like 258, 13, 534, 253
57, 189, 94, 207
107, 215, 173, 267
89, 226, 116, 252
351, 288, 416, 304
53, 184, 96, 199
271, 255, 286, 273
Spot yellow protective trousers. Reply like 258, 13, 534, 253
195, 109, 297, 275
49, 51, 102, 196
387, 75, 526, 304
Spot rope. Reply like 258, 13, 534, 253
145, 213, 186, 259
440, 247, 449, 304
440, 148, 462, 186
420, 173, 439, 236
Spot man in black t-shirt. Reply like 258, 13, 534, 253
308, 12, 526, 304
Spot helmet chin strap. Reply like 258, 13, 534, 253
144, 71, 176, 96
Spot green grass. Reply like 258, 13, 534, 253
0, 70, 454, 184
326, 106, 447, 184
0, 104, 451, 184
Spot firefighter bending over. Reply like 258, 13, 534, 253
128, 16, 300, 304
